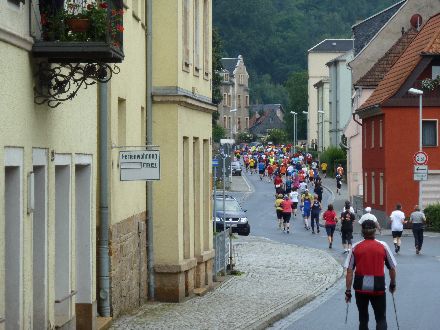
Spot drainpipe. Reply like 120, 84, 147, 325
98, 82, 110, 316
146, 0, 155, 301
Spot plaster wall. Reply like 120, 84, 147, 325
0, 37, 97, 329
308, 51, 346, 145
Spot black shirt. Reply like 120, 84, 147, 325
341, 210, 355, 231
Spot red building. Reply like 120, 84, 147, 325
356, 14, 440, 223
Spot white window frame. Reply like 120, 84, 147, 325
379, 173, 384, 205
422, 119, 438, 147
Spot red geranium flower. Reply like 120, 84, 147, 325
100, 2, 109, 9
116, 24, 124, 32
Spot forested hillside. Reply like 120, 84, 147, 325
213, 0, 398, 107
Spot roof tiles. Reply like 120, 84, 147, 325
359, 14, 440, 111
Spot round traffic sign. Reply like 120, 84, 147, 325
413, 151, 428, 165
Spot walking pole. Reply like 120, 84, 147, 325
391, 293, 400, 330
345, 302, 349, 324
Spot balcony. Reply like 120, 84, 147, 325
31, 0, 124, 63
31, 0, 124, 107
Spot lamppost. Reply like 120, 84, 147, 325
408, 87, 424, 209
302, 111, 309, 152
290, 111, 297, 154
318, 110, 325, 152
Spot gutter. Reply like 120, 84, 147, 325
146, 0, 155, 301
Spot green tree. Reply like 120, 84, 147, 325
213, 125, 226, 143
285, 71, 308, 140
212, 28, 224, 106
267, 128, 288, 145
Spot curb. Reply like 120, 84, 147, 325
322, 183, 335, 205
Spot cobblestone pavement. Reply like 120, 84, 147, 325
111, 236, 343, 330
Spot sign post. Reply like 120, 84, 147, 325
413, 151, 428, 207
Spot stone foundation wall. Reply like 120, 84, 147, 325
109, 212, 148, 317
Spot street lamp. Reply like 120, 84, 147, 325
318, 110, 325, 152
290, 111, 297, 154
408, 87, 424, 209
303, 111, 309, 152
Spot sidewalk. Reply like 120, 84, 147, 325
111, 236, 342, 330
111, 175, 343, 329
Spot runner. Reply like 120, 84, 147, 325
274, 174, 284, 194
335, 172, 342, 195
266, 163, 274, 182
310, 194, 321, 234
359, 206, 382, 232
390, 204, 406, 254
344, 220, 397, 330
409, 205, 426, 254
341, 205, 355, 253
274, 194, 284, 229
336, 163, 344, 176
249, 157, 255, 175
320, 161, 328, 178
322, 204, 337, 248
281, 195, 293, 234
301, 189, 313, 230
314, 181, 323, 203
258, 160, 265, 181
289, 188, 299, 217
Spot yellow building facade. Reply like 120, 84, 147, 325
0, 1, 97, 329
152, 0, 216, 301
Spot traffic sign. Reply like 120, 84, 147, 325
413, 151, 428, 165
414, 165, 428, 174
212, 159, 219, 167
414, 173, 428, 181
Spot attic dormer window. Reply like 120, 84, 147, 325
432, 66, 440, 79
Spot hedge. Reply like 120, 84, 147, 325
424, 203, 440, 231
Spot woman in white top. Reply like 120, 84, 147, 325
389, 204, 406, 253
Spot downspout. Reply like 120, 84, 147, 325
146, 0, 155, 301
98, 82, 110, 316
352, 112, 363, 127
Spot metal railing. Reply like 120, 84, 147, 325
213, 230, 229, 275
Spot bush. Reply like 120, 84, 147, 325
267, 128, 289, 145
424, 203, 440, 231
213, 124, 226, 143
319, 147, 346, 177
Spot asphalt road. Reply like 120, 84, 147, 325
234, 171, 440, 330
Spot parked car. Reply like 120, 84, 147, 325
213, 195, 250, 236
231, 161, 242, 176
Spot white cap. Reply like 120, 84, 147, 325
365, 207, 372, 213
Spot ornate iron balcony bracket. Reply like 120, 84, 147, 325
34, 61, 120, 108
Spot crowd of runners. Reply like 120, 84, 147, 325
234, 143, 351, 250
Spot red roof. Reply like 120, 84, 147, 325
359, 13, 440, 111
355, 28, 418, 87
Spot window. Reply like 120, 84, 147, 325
364, 173, 368, 203
364, 124, 367, 149
228, 93, 232, 107
422, 120, 438, 146
223, 116, 227, 128
237, 95, 241, 108
371, 172, 375, 204
8, 0, 24, 5
238, 74, 244, 85
371, 121, 375, 148
379, 173, 384, 205
223, 93, 227, 106
245, 117, 249, 129
432, 66, 440, 79
203, 0, 210, 78
228, 116, 232, 130
224, 73, 229, 82
193, 0, 200, 74
245, 95, 249, 107
182, 0, 190, 71
237, 117, 241, 131
379, 120, 383, 148
118, 98, 126, 146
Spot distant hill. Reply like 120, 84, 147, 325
213, 0, 398, 103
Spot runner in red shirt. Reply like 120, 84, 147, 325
344, 220, 397, 330
322, 204, 338, 249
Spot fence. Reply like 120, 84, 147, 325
213, 229, 229, 276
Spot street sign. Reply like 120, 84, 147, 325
414, 165, 428, 174
119, 150, 160, 181
413, 151, 428, 165
212, 159, 219, 167
414, 173, 428, 181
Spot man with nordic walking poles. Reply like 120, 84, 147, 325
344, 220, 397, 330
